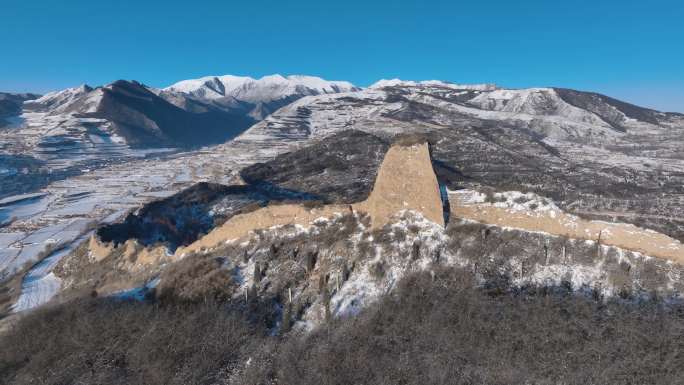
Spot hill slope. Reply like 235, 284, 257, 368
0, 75, 360, 198
235, 80, 684, 242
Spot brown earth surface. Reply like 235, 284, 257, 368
449, 193, 684, 264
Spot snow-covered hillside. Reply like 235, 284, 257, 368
234, 79, 684, 245
25, 85, 95, 114
0, 75, 361, 200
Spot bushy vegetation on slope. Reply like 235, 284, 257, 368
2, 266, 683, 385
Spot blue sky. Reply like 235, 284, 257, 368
2, 0, 683, 112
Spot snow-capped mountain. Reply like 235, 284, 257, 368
0, 75, 361, 200
20, 80, 256, 148
165, 74, 359, 102
6, 74, 359, 157
162, 74, 360, 119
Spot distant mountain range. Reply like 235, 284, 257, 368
9, 75, 358, 149
0, 75, 360, 197
2, 74, 682, 199
162, 74, 359, 119
3, 75, 680, 153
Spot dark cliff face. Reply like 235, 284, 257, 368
97, 130, 389, 249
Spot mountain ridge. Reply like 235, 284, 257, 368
164, 74, 359, 100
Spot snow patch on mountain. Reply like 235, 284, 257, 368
370, 78, 497, 91
165, 74, 360, 103
465, 88, 615, 126
26, 85, 94, 113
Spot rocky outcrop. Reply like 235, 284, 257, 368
89, 139, 684, 267
176, 142, 444, 257
88, 235, 115, 263
54, 140, 445, 300
86, 236, 167, 273
353, 141, 444, 229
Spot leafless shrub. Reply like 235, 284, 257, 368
369, 260, 386, 280
273, 267, 684, 385
483, 189, 496, 203
2, 266, 683, 385
513, 195, 530, 204
156, 255, 235, 304
0, 298, 263, 385
406, 223, 421, 234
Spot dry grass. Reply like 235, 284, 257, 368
270, 268, 684, 385
0, 265, 30, 319
0, 299, 264, 385
156, 255, 235, 304
2, 265, 683, 385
